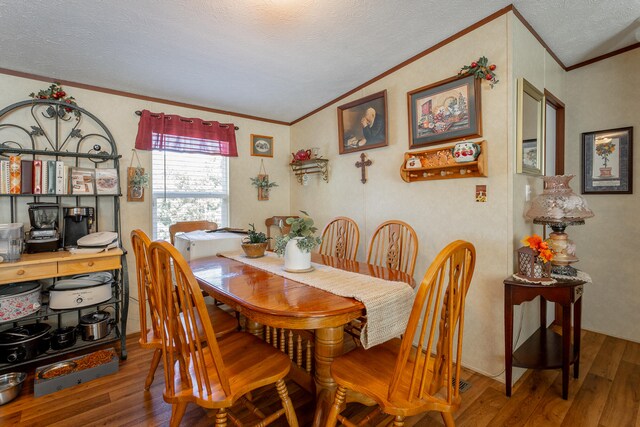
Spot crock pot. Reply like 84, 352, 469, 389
0, 323, 51, 363
48, 274, 113, 310
0, 282, 42, 322
79, 311, 113, 341
50, 326, 77, 350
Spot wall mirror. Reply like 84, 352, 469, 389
516, 78, 545, 175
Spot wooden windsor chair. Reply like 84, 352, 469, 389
319, 217, 360, 261
148, 240, 299, 427
346, 220, 419, 343
265, 215, 298, 250
130, 229, 237, 391
169, 220, 218, 245
326, 240, 476, 427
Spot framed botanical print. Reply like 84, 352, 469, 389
582, 127, 633, 194
337, 90, 388, 155
407, 74, 482, 148
250, 134, 274, 157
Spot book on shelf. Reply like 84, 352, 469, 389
9, 156, 20, 194
55, 161, 65, 194
95, 168, 119, 195
0, 160, 9, 194
20, 160, 32, 194
70, 167, 95, 195
32, 160, 42, 194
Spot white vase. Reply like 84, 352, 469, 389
284, 237, 311, 271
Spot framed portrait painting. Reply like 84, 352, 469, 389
337, 90, 388, 155
582, 127, 633, 194
407, 74, 481, 149
250, 134, 274, 157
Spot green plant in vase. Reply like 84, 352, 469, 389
241, 223, 270, 258
275, 211, 322, 271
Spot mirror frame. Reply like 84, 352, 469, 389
516, 78, 545, 175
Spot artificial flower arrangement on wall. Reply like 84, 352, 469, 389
29, 82, 81, 117
458, 56, 499, 88
250, 159, 277, 201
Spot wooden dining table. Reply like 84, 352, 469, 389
190, 252, 415, 426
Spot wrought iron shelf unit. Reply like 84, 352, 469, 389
0, 99, 129, 370
290, 158, 329, 184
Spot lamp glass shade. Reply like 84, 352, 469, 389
525, 175, 594, 224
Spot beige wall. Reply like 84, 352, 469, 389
0, 73, 291, 332
291, 15, 511, 376
565, 49, 640, 342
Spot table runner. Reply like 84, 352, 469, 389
219, 251, 415, 349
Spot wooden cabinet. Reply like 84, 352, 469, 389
0, 99, 128, 373
400, 140, 487, 182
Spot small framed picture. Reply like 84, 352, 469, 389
337, 90, 388, 155
251, 134, 274, 157
581, 127, 633, 194
70, 167, 95, 195
95, 168, 119, 195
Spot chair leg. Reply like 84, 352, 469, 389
170, 402, 188, 427
215, 408, 228, 427
325, 385, 347, 427
392, 415, 405, 427
441, 412, 455, 427
276, 379, 299, 427
144, 349, 162, 391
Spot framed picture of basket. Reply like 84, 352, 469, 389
407, 74, 482, 148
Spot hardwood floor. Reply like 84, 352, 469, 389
0, 329, 638, 426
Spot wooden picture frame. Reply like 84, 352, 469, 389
581, 126, 633, 194
337, 90, 388, 155
407, 74, 481, 149
250, 134, 274, 157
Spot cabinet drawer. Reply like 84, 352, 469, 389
58, 256, 121, 275
0, 262, 58, 283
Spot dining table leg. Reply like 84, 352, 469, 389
312, 325, 344, 427
245, 318, 264, 339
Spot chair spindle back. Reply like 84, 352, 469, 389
319, 217, 360, 260
131, 229, 160, 345
367, 220, 418, 277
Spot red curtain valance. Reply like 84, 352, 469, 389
135, 110, 238, 157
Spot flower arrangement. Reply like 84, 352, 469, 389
458, 56, 499, 88
29, 82, 80, 117
274, 211, 322, 255
243, 223, 270, 244
130, 167, 149, 188
250, 175, 278, 191
521, 234, 554, 263
595, 140, 616, 167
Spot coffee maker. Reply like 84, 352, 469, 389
63, 207, 95, 249
26, 203, 60, 253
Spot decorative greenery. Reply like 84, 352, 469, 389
243, 223, 270, 244
29, 82, 80, 117
130, 167, 149, 188
458, 56, 499, 88
521, 234, 554, 263
250, 175, 278, 192
274, 210, 322, 255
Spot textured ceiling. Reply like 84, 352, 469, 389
0, 1, 638, 123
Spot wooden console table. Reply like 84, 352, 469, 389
504, 277, 585, 399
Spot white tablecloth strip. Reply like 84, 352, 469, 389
219, 251, 415, 349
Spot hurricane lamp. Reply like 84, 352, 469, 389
525, 175, 594, 276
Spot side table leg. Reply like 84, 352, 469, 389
574, 295, 582, 379
504, 286, 513, 397
562, 303, 571, 399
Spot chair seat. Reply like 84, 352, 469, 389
168, 331, 292, 408
331, 338, 454, 417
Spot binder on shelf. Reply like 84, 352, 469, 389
0, 160, 9, 194
20, 160, 32, 194
55, 161, 65, 194
47, 160, 56, 194
33, 160, 42, 194
9, 156, 20, 194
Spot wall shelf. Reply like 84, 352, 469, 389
400, 140, 487, 182
290, 158, 329, 184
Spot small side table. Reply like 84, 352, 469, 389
504, 277, 585, 399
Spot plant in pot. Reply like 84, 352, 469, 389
241, 223, 270, 258
274, 211, 322, 272
129, 167, 149, 199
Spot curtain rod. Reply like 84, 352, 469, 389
134, 110, 239, 130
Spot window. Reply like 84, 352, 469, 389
152, 150, 228, 240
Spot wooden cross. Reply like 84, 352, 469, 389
355, 153, 372, 184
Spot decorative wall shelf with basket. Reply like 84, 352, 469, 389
0, 99, 128, 373
400, 140, 487, 182
290, 158, 329, 184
